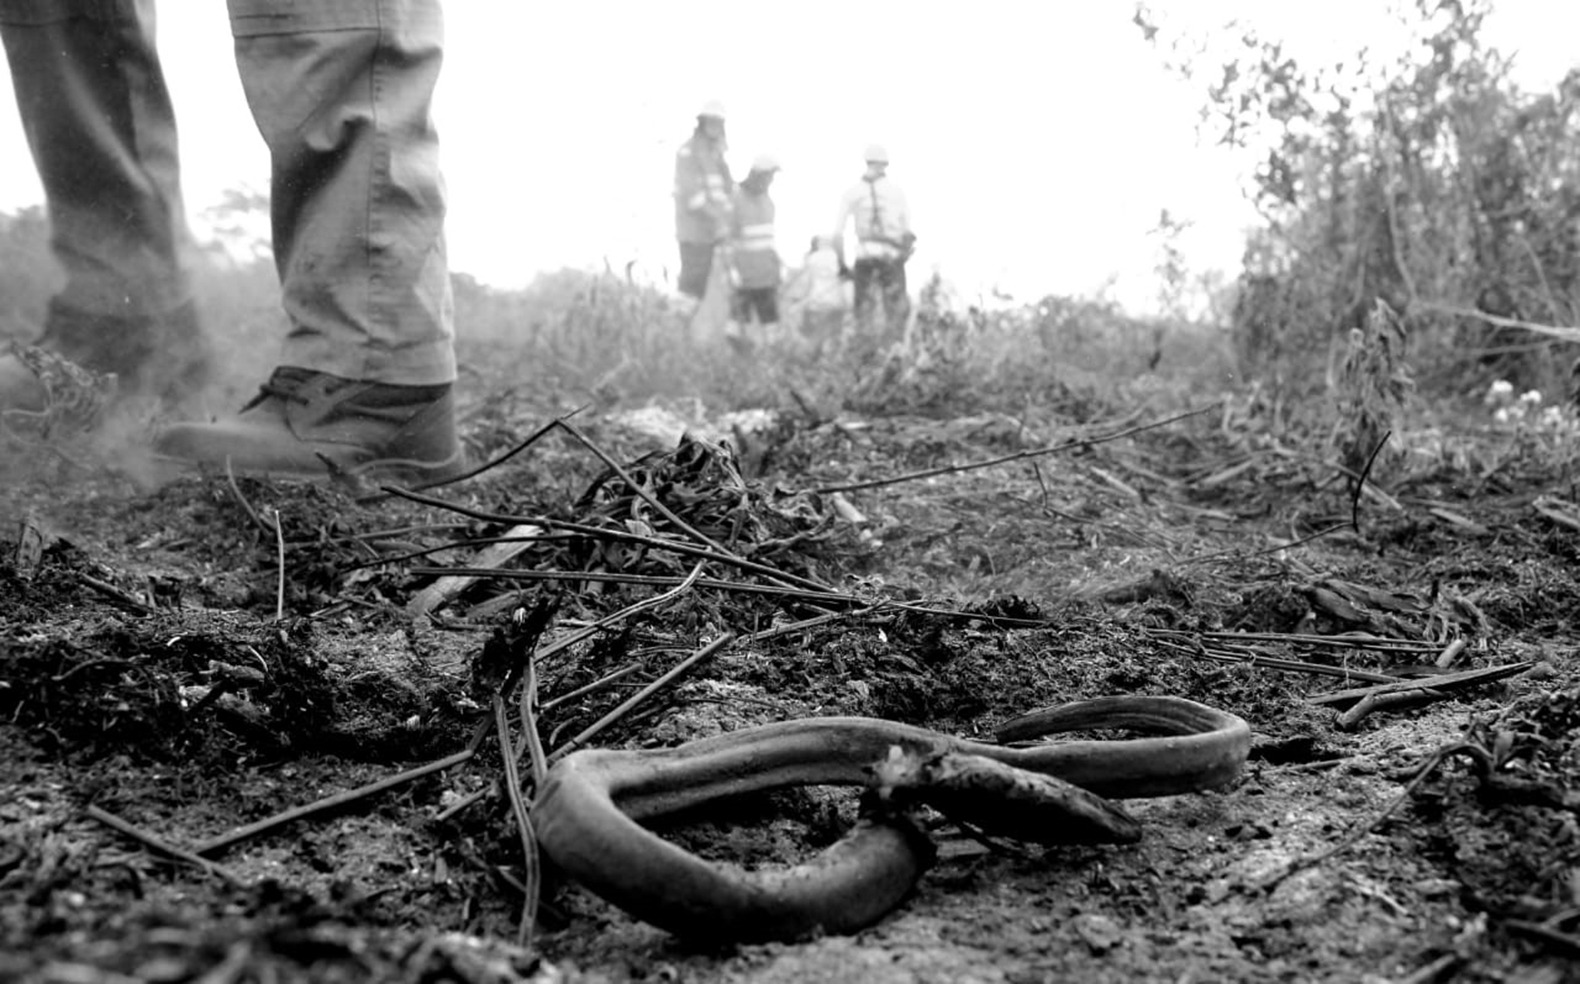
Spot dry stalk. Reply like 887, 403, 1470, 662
548, 632, 736, 761
272, 507, 286, 622
404, 403, 588, 492
386, 486, 834, 595
810, 403, 1220, 495
86, 805, 244, 886
492, 693, 539, 948
554, 418, 732, 557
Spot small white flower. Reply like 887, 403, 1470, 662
1485, 380, 1514, 405
1519, 390, 1544, 407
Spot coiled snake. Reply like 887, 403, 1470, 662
533, 695, 1250, 942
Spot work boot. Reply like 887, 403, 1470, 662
153, 367, 466, 484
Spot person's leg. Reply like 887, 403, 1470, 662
881, 260, 911, 339
0, 0, 210, 410
753, 289, 780, 329
156, 0, 461, 482
678, 242, 713, 301
852, 260, 878, 330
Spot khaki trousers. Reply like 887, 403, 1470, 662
0, 0, 455, 385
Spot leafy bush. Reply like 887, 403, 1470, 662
1140, 0, 1580, 410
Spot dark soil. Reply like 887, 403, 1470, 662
3, 383, 1578, 983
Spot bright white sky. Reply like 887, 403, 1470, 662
0, 2, 1574, 313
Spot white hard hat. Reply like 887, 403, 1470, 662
698, 100, 727, 120
864, 144, 890, 164
750, 153, 780, 173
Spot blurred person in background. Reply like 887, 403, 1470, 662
672, 100, 734, 311
831, 144, 916, 344
724, 154, 782, 352
0, 0, 463, 483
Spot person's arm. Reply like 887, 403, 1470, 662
892, 185, 912, 236
888, 184, 917, 257
675, 145, 710, 216
830, 188, 856, 273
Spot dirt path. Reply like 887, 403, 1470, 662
2, 402, 1576, 983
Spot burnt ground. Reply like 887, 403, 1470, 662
2, 375, 1580, 984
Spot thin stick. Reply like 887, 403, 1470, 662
540, 662, 645, 712
1180, 522, 1352, 567
414, 565, 854, 609
521, 649, 548, 787
1259, 743, 1488, 892
86, 805, 243, 885
554, 418, 731, 557
1505, 920, 1580, 956
1151, 638, 1401, 684
1190, 629, 1441, 652
194, 747, 475, 857
549, 632, 735, 761
272, 507, 286, 622
386, 486, 834, 594
1350, 431, 1392, 532
528, 562, 708, 668
406, 403, 588, 492
224, 457, 275, 538
1416, 300, 1580, 343
808, 404, 1219, 495
72, 572, 156, 614
1308, 662, 1533, 709
739, 606, 881, 643
493, 694, 539, 948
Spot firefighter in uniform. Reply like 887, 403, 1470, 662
672, 101, 734, 303
831, 144, 916, 342
726, 154, 782, 347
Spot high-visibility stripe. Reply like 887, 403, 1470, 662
740, 223, 773, 238
687, 192, 708, 208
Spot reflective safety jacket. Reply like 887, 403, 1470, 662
729, 186, 780, 289
832, 175, 912, 260
674, 134, 734, 244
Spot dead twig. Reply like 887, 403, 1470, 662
385, 486, 835, 595
224, 458, 275, 539
72, 571, 156, 614
1257, 742, 1489, 892
271, 507, 285, 622
1505, 919, 1580, 956
86, 805, 243, 886
1308, 662, 1533, 711
418, 565, 855, 612
406, 403, 588, 492
406, 522, 544, 616
549, 632, 736, 761
554, 418, 733, 557
194, 745, 478, 857
808, 403, 1220, 495
1180, 522, 1353, 567
1150, 637, 1402, 684
492, 693, 539, 949
1416, 300, 1580, 343
1350, 430, 1392, 533
528, 562, 709, 669
540, 662, 646, 713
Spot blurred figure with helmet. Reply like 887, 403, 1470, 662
724, 153, 783, 351
672, 100, 735, 306
830, 143, 916, 343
